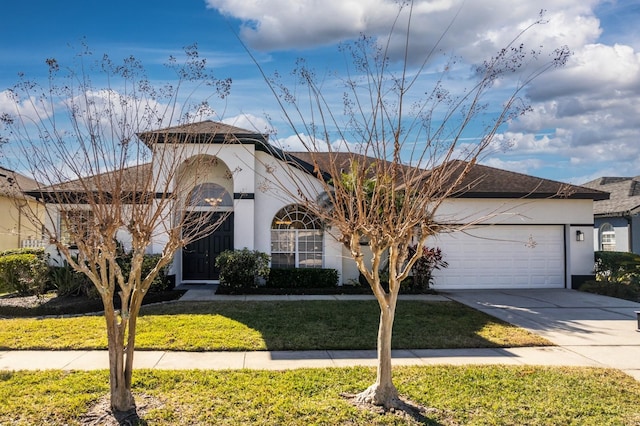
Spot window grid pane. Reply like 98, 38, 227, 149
601, 231, 616, 251
270, 206, 323, 269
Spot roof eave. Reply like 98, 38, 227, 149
451, 191, 609, 200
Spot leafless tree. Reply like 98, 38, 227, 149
0, 45, 232, 418
252, 5, 569, 409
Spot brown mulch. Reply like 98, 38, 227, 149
0, 292, 57, 308
0, 291, 184, 317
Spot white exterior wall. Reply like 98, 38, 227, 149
437, 198, 595, 277
434, 198, 595, 225
570, 224, 596, 276
252, 151, 343, 280
337, 197, 597, 287
45, 140, 598, 290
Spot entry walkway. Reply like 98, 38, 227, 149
1, 289, 638, 381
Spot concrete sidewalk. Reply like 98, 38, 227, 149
0, 346, 605, 372
1, 289, 638, 381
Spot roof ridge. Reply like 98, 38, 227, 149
600, 176, 632, 185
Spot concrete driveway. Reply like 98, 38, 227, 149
445, 289, 640, 380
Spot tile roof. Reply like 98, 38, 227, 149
581, 177, 640, 216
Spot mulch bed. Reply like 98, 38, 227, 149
0, 290, 185, 318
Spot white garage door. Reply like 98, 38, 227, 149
429, 225, 565, 290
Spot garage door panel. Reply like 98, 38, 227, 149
430, 225, 565, 290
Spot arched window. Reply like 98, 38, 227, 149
271, 205, 323, 268
600, 223, 616, 251
188, 182, 232, 208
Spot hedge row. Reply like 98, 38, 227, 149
0, 248, 171, 297
267, 268, 339, 288
579, 251, 640, 302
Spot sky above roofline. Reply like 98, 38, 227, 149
1, 0, 639, 185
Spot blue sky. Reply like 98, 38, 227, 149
1, 0, 639, 185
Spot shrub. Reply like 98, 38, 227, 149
267, 268, 339, 288
49, 258, 92, 297
0, 247, 46, 257
594, 251, 640, 282
406, 245, 448, 292
216, 248, 270, 290
139, 254, 173, 292
0, 253, 49, 296
116, 249, 173, 294
357, 246, 447, 293
48, 246, 172, 298
579, 279, 640, 302
579, 251, 640, 302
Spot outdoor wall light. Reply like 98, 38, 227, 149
576, 230, 584, 242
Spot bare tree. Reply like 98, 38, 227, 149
0, 45, 232, 418
252, 5, 569, 409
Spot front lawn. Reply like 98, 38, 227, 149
1, 366, 638, 425
0, 300, 550, 350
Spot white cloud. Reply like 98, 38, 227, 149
481, 157, 546, 175
0, 90, 52, 128
503, 40, 640, 173
206, 0, 640, 182
222, 113, 273, 134
206, 0, 602, 63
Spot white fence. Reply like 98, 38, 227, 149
20, 239, 47, 249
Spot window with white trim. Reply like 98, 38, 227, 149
600, 223, 616, 251
60, 209, 94, 247
271, 205, 323, 268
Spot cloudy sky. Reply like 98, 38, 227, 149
1, 0, 639, 184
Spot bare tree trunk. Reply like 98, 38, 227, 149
356, 295, 401, 408
104, 304, 136, 414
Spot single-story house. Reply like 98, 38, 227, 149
0, 166, 44, 251
582, 177, 640, 254
30, 120, 609, 290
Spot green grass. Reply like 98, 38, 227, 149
1, 366, 639, 425
0, 300, 550, 350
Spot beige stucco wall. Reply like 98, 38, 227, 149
0, 195, 44, 251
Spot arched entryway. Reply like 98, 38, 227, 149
178, 156, 234, 282
182, 183, 234, 281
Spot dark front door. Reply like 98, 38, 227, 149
182, 212, 234, 281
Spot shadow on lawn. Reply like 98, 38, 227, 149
142, 298, 522, 352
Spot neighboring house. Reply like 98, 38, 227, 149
582, 177, 640, 254
28, 121, 608, 290
0, 166, 44, 251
